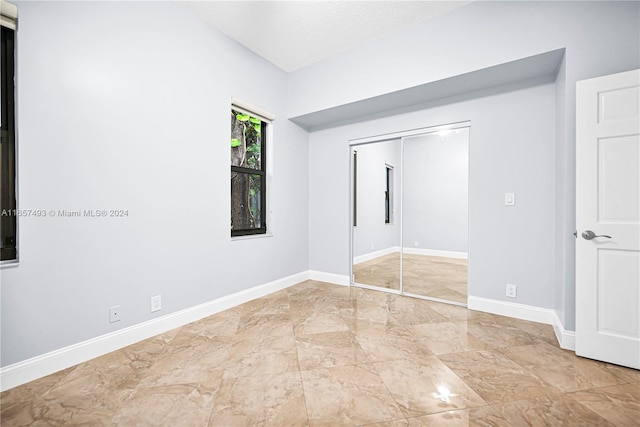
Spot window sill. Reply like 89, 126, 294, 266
231, 233, 274, 241
1, 259, 19, 268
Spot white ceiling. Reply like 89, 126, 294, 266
179, 1, 472, 72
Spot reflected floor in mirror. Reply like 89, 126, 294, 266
353, 253, 467, 304
2, 281, 638, 426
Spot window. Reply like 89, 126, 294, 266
1, 3, 16, 262
385, 164, 393, 224
230, 107, 267, 236
353, 150, 357, 227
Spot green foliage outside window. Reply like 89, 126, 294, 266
230, 109, 266, 235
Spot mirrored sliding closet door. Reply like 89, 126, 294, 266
401, 128, 469, 304
351, 139, 402, 292
350, 125, 470, 306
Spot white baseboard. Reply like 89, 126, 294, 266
308, 270, 351, 286
550, 310, 576, 351
353, 246, 400, 265
468, 296, 554, 324
0, 271, 309, 392
402, 248, 468, 259
353, 247, 467, 264
467, 296, 575, 350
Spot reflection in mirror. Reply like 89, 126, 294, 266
402, 128, 469, 303
352, 140, 402, 291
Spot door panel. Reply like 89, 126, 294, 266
597, 249, 639, 338
598, 135, 639, 222
598, 86, 639, 123
576, 69, 640, 369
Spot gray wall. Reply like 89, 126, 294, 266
1, 1, 309, 366
352, 140, 401, 258
301, 1, 640, 331
403, 130, 469, 254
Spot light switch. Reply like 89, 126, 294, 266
504, 192, 516, 206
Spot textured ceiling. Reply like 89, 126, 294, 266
179, 1, 472, 72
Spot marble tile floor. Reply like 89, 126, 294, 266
2, 280, 639, 426
353, 253, 468, 304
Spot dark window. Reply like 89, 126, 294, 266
1, 25, 16, 261
230, 109, 267, 236
353, 150, 357, 227
385, 164, 393, 224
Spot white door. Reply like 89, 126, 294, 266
576, 69, 640, 369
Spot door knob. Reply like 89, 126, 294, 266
582, 230, 612, 240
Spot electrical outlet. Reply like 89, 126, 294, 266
151, 295, 162, 313
109, 305, 121, 323
371, 243, 375, 250
506, 284, 517, 298
414, 241, 419, 247
505, 192, 516, 206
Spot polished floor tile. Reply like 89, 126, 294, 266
386, 296, 448, 325
301, 363, 404, 425
210, 371, 307, 427
353, 321, 434, 363
0, 367, 73, 426
568, 383, 640, 426
438, 349, 554, 404
363, 419, 411, 427
222, 333, 299, 379
408, 321, 489, 355
463, 320, 541, 349
113, 383, 216, 427
2, 280, 638, 426
296, 330, 370, 370
501, 342, 625, 393
495, 389, 617, 426
406, 406, 511, 427
373, 355, 487, 417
